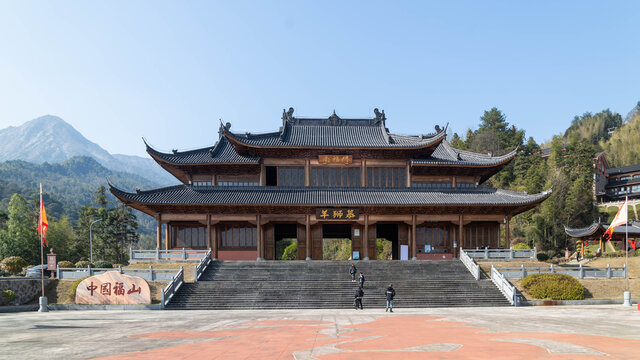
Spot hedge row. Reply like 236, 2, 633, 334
521, 273, 585, 300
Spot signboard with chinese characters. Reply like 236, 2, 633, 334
75, 271, 151, 305
318, 155, 352, 165
315, 208, 359, 220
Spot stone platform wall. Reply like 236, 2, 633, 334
0, 278, 51, 305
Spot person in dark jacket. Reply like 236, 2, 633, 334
354, 286, 364, 309
358, 272, 365, 288
349, 264, 357, 282
385, 284, 396, 312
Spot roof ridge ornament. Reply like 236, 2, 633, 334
373, 108, 386, 126
218, 119, 231, 138
327, 110, 345, 125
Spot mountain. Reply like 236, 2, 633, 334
0, 115, 177, 185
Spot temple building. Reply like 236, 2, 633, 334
110, 108, 551, 261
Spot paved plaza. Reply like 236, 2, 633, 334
1, 306, 639, 359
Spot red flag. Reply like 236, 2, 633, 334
603, 198, 628, 240
38, 200, 48, 247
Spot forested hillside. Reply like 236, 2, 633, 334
0, 156, 158, 265
601, 102, 640, 167
449, 102, 640, 253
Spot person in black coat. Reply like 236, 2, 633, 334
354, 286, 364, 309
358, 272, 365, 288
385, 283, 396, 312
349, 264, 357, 282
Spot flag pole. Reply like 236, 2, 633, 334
40, 183, 44, 297
626, 195, 629, 292
38, 183, 48, 312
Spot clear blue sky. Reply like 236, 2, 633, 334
0, 1, 638, 156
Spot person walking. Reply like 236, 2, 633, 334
358, 272, 365, 288
385, 283, 396, 312
349, 264, 357, 282
354, 286, 364, 310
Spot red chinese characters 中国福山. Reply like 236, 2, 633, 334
113, 282, 125, 296
87, 282, 97, 296
100, 283, 111, 296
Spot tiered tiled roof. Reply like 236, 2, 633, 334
564, 221, 640, 238
411, 141, 517, 167
221, 110, 446, 149
145, 137, 259, 165
110, 184, 551, 213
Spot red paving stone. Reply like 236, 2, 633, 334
94, 315, 640, 360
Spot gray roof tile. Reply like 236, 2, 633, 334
411, 141, 517, 166
111, 185, 551, 207
146, 137, 260, 164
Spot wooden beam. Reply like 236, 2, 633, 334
305, 159, 310, 186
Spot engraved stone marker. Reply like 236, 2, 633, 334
75, 271, 151, 305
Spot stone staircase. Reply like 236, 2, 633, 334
164, 260, 511, 310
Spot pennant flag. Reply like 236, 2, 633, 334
603, 198, 628, 240
38, 200, 48, 247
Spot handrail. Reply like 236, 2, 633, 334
463, 247, 537, 260
494, 264, 626, 279
56, 265, 181, 281
130, 248, 210, 261
194, 248, 212, 282
459, 249, 481, 280
161, 266, 184, 309
491, 265, 520, 306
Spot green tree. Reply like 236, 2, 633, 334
46, 215, 77, 263
0, 194, 39, 264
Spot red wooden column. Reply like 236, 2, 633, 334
212, 223, 218, 260
363, 214, 369, 260
411, 215, 417, 260
256, 214, 264, 261
165, 223, 171, 250
156, 213, 162, 250
305, 215, 311, 260
458, 215, 463, 258
206, 213, 211, 253
505, 216, 511, 248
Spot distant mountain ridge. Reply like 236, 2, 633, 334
0, 115, 177, 186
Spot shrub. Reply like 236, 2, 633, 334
636, 249, 640, 256
512, 242, 531, 250
584, 253, 595, 259
57, 261, 74, 268
0, 290, 16, 305
281, 242, 298, 260
0, 256, 28, 275
536, 253, 549, 262
521, 273, 584, 300
93, 260, 113, 269
69, 276, 89, 299
74, 261, 93, 268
